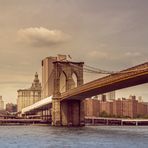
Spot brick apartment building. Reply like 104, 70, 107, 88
100, 101, 113, 116
84, 99, 100, 117
84, 95, 148, 118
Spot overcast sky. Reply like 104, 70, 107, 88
0, 0, 147, 103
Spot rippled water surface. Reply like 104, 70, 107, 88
0, 125, 148, 148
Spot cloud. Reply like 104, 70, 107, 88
88, 50, 109, 59
125, 51, 142, 57
0, 81, 30, 84
17, 27, 70, 47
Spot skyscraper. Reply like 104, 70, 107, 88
106, 91, 116, 100
98, 91, 116, 101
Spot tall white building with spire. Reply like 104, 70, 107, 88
17, 72, 42, 112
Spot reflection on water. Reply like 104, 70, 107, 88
0, 126, 148, 148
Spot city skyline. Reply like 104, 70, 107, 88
0, 0, 147, 103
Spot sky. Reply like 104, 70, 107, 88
0, 0, 147, 103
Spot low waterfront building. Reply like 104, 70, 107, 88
6, 103, 17, 113
0, 96, 4, 110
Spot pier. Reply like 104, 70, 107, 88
85, 117, 148, 126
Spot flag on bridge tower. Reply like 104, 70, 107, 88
68, 54, 72, 59
57, 54, 67, 61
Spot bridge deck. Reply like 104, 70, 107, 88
61, 62, 148, 100
22, 96, 52, 114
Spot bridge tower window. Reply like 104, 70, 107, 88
71, 72, 78, 89
60, 71, 67, 93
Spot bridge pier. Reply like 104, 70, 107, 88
52, 97, 61, 126
61, 100, 85, 126
52, 98, 85, 126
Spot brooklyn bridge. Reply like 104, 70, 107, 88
21, 55, 148, 126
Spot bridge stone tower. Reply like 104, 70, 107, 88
42, 55, 84, 126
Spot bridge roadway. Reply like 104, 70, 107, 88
61, 62, 148, 101
22, 96, 52, 114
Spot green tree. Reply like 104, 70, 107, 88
100, 111, 108, 117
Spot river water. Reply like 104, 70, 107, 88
0, 126, 147, 148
